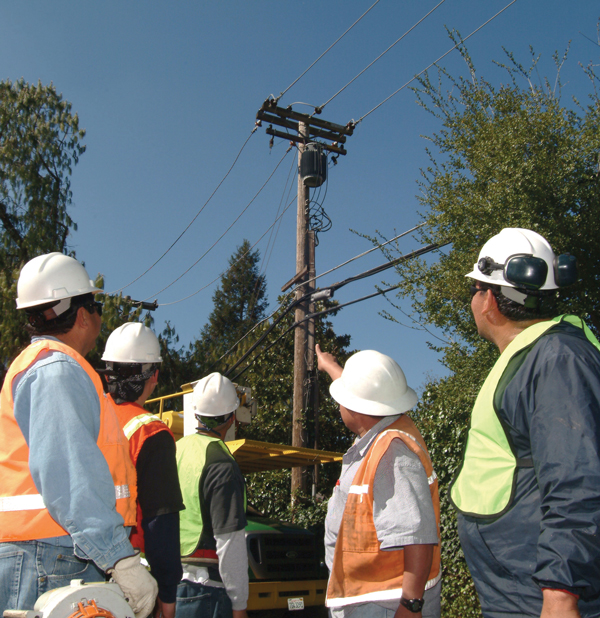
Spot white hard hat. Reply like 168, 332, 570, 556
192, 373, 239, 417
330, 350, 417, 417
466, 228, 558, 290
102, 323, 162, 363
16, 252, 103, 311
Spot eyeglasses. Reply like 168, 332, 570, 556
83, 300, 103, 317
470, 284, 496, 299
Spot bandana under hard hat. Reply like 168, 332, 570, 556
103, 364, 157, 404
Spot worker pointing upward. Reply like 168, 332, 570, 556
316, 345, 441, 618
0, 253, 157, 618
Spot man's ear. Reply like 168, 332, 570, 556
481, 289, 498, 316
74, 305, 88, 328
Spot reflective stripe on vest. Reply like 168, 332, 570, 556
123, 413, 164, 440
0, 485, 131, 512
326, 415, 441, 608
0, 339, 137, 541
177, 433, 247, 557
450, 315, 600, 517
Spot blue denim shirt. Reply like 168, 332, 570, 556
12, 337, 134, 571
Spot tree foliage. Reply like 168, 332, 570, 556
0, 79, 86, 367
378, 39, 600, 617
192, 239, 268, 373
184, 238, 354, 525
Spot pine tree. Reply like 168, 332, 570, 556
193, 239, 268, 372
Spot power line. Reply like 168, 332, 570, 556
157, 194, 297, 307
224, 241, 449, 379
260, 153, 297, 280
274, 0, 382, 103
356, 0, 519, 124
289, 223, 425, 296
111, 126, 258, 295
246, 154, 298, 318
315, 0, 448, 114
143, 144, 293, 301
214, 223, 429, 363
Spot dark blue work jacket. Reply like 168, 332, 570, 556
458, 322, 600, 618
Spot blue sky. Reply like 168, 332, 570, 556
1, 1, 598, 392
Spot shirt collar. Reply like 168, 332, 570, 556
350, 413, 403, 458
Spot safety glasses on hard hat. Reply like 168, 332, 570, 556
478, 253, 577, 290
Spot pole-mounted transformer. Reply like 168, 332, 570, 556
300, 142, 327, 188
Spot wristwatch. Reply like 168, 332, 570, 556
400, 596, 425, 613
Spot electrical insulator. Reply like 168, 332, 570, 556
300, 143, 327, 188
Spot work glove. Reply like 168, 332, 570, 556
107, 551, 158, 618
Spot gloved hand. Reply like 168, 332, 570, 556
108, 552, 158, 618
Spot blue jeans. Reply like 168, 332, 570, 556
0, 540, 106, 614
176, 580, 233, 618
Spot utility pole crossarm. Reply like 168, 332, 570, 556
256, 99, 353, 156
258, 99, 354, 135
257, 112, 347, 144
264, 128, 347, 156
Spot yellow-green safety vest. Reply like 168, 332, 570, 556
176, 433, 246, 556
450, 315, 600, 517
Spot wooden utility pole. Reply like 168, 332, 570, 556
307, 229, 319, 495
291, 121, 310, 497
256, 99, 354, 500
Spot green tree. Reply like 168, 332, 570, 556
0, 78, 86, 366
377, 40, 600, 617
193, 239, 268, 373
232, 299, 354, 527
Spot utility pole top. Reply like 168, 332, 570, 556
256, 98, 354, 156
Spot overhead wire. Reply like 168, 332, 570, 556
111, 126, 258, 295
143, 144, 294, 301
274, 0, 383, 102
212, 222, 428, 365
247, 153, 298, 318
229, 284, 403, 382
157, 194, 297, 307
314, 0, 448, 114
226, 240, 450, 380
259, 153, 297, 283
290, 223, 425, 296
355, 0, 519, 124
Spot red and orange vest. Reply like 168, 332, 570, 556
0, 339, 137, 541
326, 415, 441, 608
110, 397, 174, 552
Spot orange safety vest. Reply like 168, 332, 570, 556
326, 415, 441, 608
110, 396, 174, 552
0, 339, 137, 542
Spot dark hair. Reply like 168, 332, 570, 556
25, 293, 96, 336
478, 282, 557, 321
